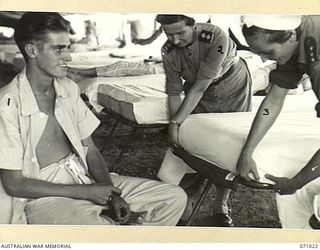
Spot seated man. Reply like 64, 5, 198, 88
0, 11, 187, 225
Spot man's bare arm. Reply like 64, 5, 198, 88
292, 149, 320, 189
0, 169, 121, 205
82, 136, 113, 184
266, 149, 320, 194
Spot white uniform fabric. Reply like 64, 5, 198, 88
241, 15, 302, 30
25, 154, 187, 225
158, 91, 320, 228
0, 69, 100, 224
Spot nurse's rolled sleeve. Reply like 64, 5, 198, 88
0, 97, 24, 170
74, 87, 100, 140
197, 34, 229, 81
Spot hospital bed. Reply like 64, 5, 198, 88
163, 90, 320, 227
79, 50, 275, 122
77, 51, 276, 170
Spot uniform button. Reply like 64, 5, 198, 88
31, 157, 38, 163
39, 112, 46, 119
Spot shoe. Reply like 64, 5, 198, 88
212, 212, 234, 227
309, 214, 320, 229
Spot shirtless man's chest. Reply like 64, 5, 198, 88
33, 88, 73, 168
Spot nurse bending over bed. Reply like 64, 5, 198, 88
236, 15, 320, 229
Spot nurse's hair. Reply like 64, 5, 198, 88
14, 12, 72, 59
156, 14, 195, 26
242, 24, 301, 43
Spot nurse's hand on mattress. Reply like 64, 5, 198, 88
236, 150, 260, 181
264, 175, 297, 195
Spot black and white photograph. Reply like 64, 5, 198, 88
0, 0, 319, 243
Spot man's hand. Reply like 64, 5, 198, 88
265, 174, 297, 195
109, 194, 131, 225
168, 123, 180, 148
84, 183, 122, 205
236, 150, 260, 181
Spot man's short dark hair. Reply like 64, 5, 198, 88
14, 12, 72, 59
242, 24, 301, 44
156, 14, 195, 26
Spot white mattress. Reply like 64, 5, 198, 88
175, 90, 320, 229
157, 90, 319, 229
80, 51, 276, 124
97, 74, 170, 124
178, 91, 319, 183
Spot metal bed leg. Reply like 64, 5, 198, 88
185, 179, 212, 226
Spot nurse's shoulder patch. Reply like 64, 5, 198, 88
161, 40, 174, 55
199, 30, 215, 43
304, 36, 318, 65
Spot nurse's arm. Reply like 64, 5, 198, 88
237, 84, 289, 180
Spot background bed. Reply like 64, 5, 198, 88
79, 50, 276, 124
